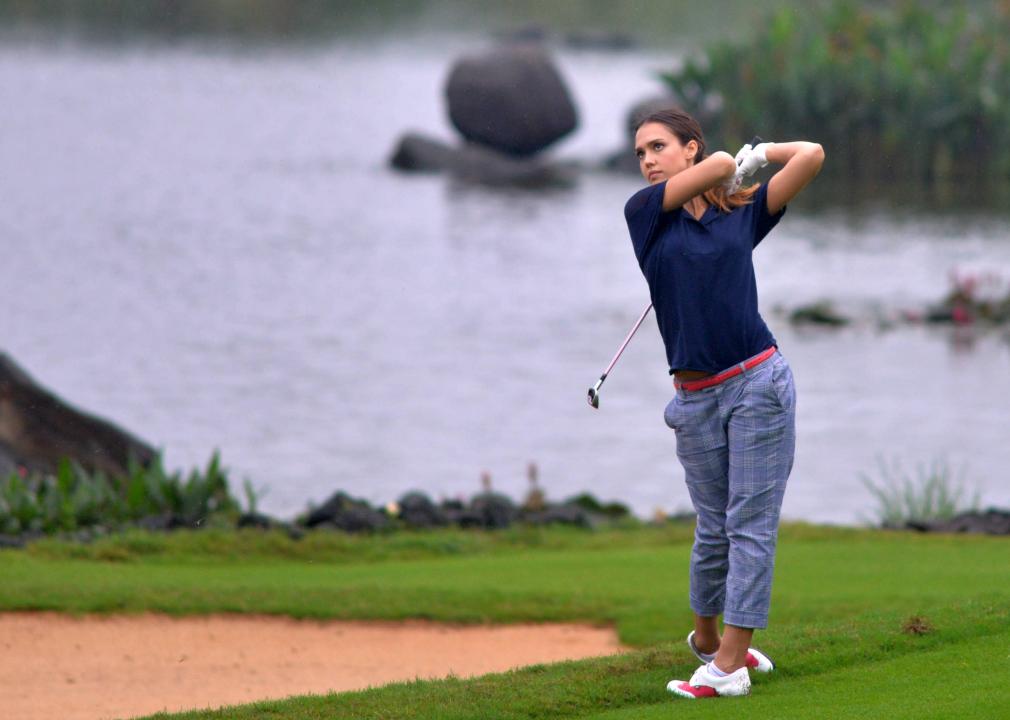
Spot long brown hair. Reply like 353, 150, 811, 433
634, 107, 758, 213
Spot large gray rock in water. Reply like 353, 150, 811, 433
446, 46, 577, 157
0, 352, 157, 478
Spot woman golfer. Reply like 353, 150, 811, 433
625, 107, 824, 699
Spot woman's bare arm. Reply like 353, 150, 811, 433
662, 152, 737, 211
764, 142, 825, 214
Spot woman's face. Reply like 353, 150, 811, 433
634, 122, 698, 184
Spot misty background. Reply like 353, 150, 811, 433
2, 0, 1008, 524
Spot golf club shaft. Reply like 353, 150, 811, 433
601, 303, 653, 378
587, 302, 652, 408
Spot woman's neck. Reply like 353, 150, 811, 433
684, 196, 708, 221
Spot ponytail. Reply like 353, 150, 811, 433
703, 173, 760, 212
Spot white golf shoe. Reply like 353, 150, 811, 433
667, 662, 751, 699
686, 631, 775, 672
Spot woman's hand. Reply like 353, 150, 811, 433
764, 142, 825, 214
737, 143, 771, 178
661, 151, 736, 212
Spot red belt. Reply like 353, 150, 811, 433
674, 346, 777, 392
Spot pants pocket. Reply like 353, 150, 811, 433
771, 359, 796, 412
664, 395, 680, 430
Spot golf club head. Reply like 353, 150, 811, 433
587, 376, 605, 409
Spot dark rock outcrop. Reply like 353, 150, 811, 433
304, 490, 366, 527
318, 508, 389, 533
397, 491, 448, 528
0, 352, 157, 479
564, 492, 631, 519
449, 142, 576, 186
907, 508, 1010, 535
522, 502, 597, 528
389, 133, 458, 173
789, 301, 851, 326
390, 133, 576, 187
467, 491, 519, 529
237, 512, 275, 530
446, 45, 577, 157
304, 490, 389, 533
439, 498, 482, 527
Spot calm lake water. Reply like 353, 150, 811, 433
2, 35, 1009, 524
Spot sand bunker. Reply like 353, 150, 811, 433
1, 612, 628, 720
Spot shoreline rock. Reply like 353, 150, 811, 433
390, 133, 576, 187
905, 508, 1010, 535
0, 352, 156, 478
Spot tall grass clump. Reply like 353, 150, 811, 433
661, 1, 1010, 186
0, 452, 240, 536
860, 456, 981, 527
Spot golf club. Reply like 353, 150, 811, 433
586, 136, 763, 410
587, 303, 653, 408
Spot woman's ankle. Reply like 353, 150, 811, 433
694, 633, 720, 655
712, 658, 745, 674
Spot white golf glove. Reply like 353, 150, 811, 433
723, 170, 744, 195
737, 142, 771, 178
723, 140, 756, 195
734, 141, 754, 166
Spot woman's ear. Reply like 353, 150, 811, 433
684, 139, 699, 163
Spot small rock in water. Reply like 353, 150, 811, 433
396, 491, 448, 528
468, 491, 518, 529
789, 301, 850, 326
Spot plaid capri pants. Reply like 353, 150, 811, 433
664, 350, 796, 629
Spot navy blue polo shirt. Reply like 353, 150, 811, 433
624, 182, 786, 374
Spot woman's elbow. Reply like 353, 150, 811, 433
710, 151, 737, 179
807, 143, 825, 168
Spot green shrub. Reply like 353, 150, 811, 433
0, 451, 241, 536
661, 1, 1010, 185
860, 455, 981, 527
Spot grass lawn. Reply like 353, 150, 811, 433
2, 523, 1007, 718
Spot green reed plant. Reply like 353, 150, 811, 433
0, 451, 240, 536
661, 1, 1010, 185
241, 477, 268, 516
860, 455, 981, 527
0, 473, 42, 534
